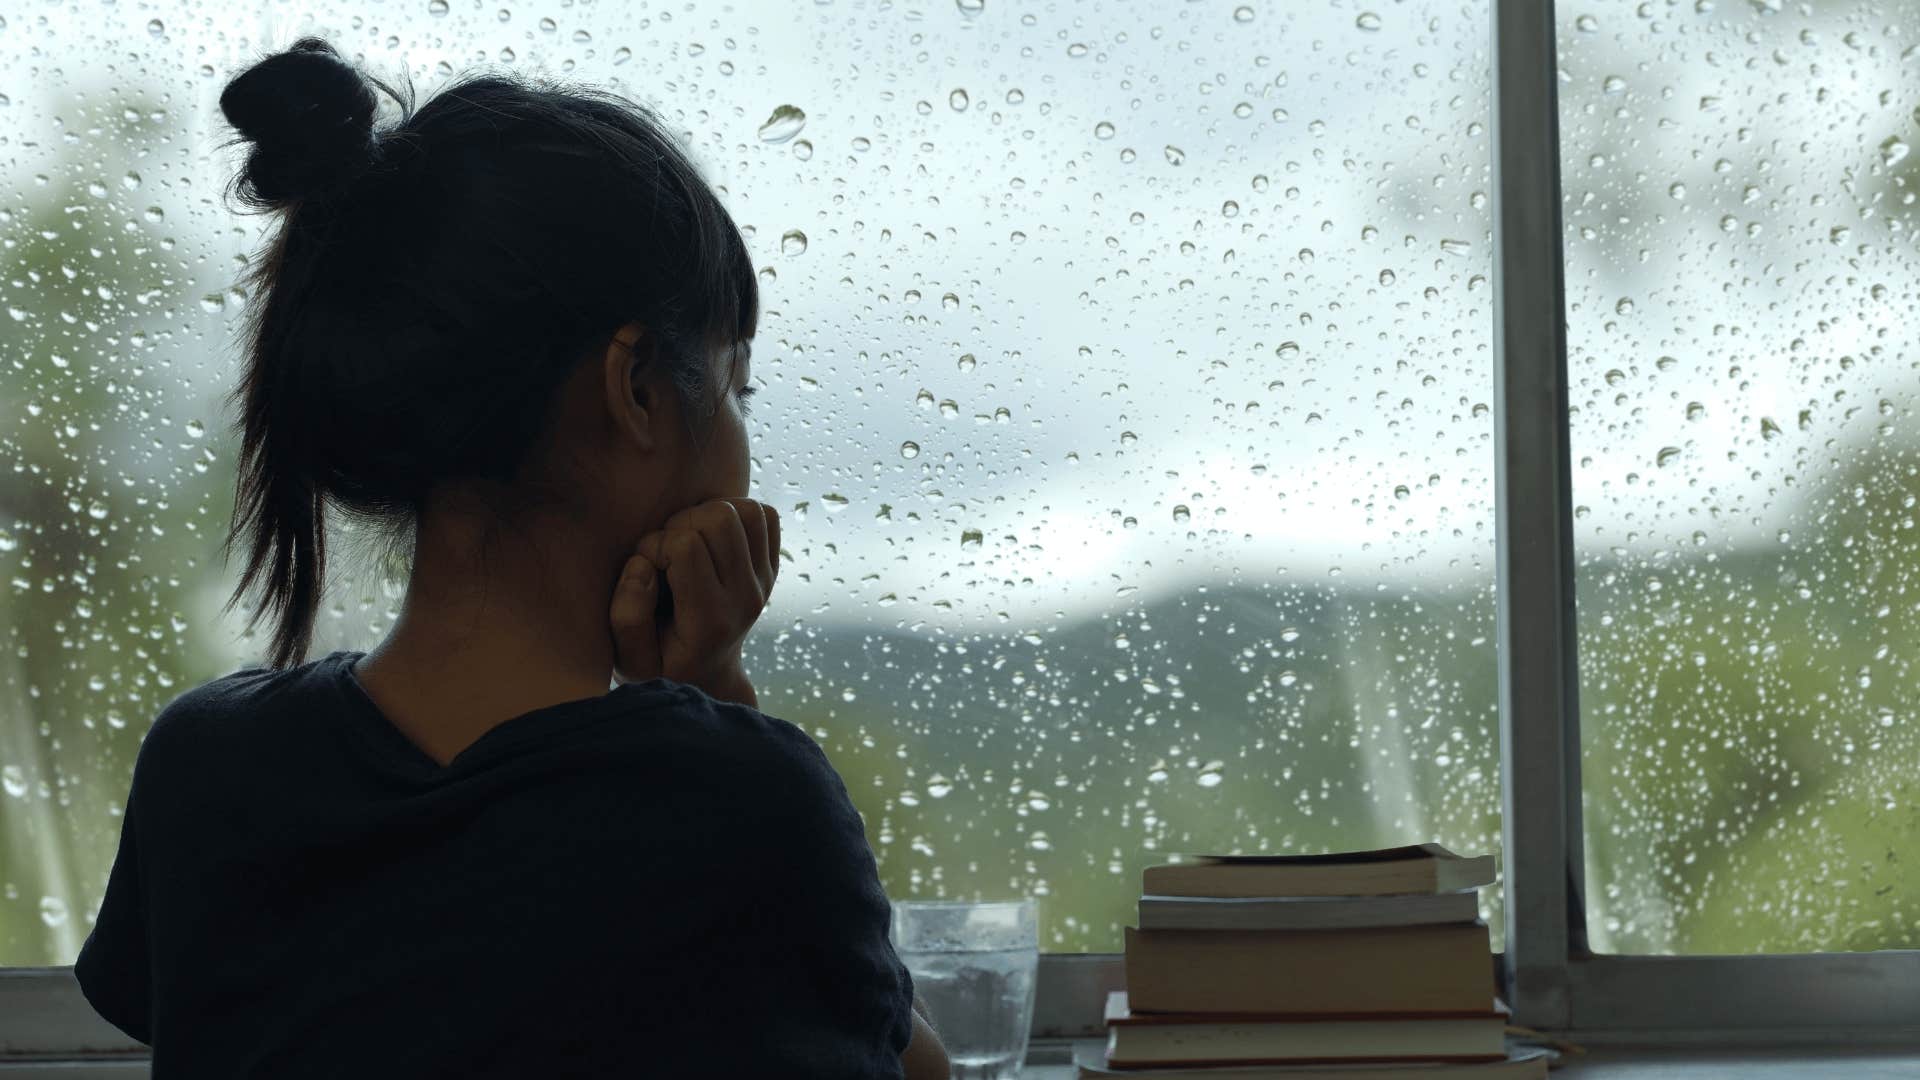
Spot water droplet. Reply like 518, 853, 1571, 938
199, 294, 224, 314
1197, 762, 1225, 787
1119, 430, 1137, 446
948, 88, 969, 112
1439, 238, 1471, 256
612, 46, 632, 65
1276, 339, 1301, 358
1604, 369, 1626, 387
121, 172, 142, 191
1067, 42, 1089, 58
757, 105, 807, 143
1378, 268, 1396, 286
1008, 230, 1026, 244
1119, 147, 1137, 163
956, 353, 977, 372
184, 419, 206, 439
1881, 136, 1910, 167
146, 18, 164, 35
428, 0, 449, 13
926, 775, 953, 798
1234, 102, 1254, 119
0, 528, 15, 553
1656, 446, 1681, 468
941, 292, 960, 311
1575, 13, 1599, 31
1355, 11, 1382, 31
1164, 145, 1186, 166
1614, 297, 1634, 315
86, 180, 107, 198
956, 0, 985, 14
916, 389, 935, 409
1668, 182, 1686, 200
88, 500, 108, 521
939, 399, 960, 418
1147, 762, 1170, 783
792, 139, 813, 161
1028, 831, 1051, 851
1760, 417, 1782, 441
1393, 485, 1411, 500
1005, 88, 1024, 105
1685, 402, 1706, 421
39, 895, 68, 928
1233, 5, 1254, 22
1172, 505, 1191, 524
1094, 121, 1115, 140
960, 528, 984, 550
780, 229, 808, 256
821, 493, 849, 513
899, 441, 921, 459
1, 764, 25, 797
1221, 200, 1239, 218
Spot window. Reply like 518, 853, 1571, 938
1559, 0, 1918, 958
2, 0, 1914, 1062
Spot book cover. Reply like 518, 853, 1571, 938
1144, 844, 1495, 899
1123, 923, 1494, 1014
1138, 889, 1480, 932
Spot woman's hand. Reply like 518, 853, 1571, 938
609, 497, 779, 706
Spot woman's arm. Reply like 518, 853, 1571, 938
901, 994, 949, 1080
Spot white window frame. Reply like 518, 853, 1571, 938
3, 0, 1916, 1065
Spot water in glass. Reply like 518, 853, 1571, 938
898, 945, 1038, 1080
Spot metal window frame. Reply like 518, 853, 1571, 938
4, 0, 1917, 1065
1491, 0, 1919, 1046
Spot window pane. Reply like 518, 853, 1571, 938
1561, 0, 1920, 954
1, 1, 1497, 967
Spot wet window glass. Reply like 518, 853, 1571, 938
1561, 0, 1920, 954
0, 0, 1497, 965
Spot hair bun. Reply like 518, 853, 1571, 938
221, 37, 379, 208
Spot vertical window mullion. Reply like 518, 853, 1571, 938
1491, 0, 1584, 1032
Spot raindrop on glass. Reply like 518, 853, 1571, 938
780, 229, 808, 256
757, 105, 807, 143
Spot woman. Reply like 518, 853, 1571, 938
73, 36, 949, 1079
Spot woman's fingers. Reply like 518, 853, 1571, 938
725, 498, 776, 601
608, 550, 662, 683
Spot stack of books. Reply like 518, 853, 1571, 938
1075, 844, 1549, 1079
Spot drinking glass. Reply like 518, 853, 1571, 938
890, 899, 1040, 1080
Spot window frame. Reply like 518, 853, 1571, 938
3, 0, 1917, 1063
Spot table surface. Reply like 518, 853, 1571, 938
1022, 1040, 1920, 1079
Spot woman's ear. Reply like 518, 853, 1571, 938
604, 321, 656, 452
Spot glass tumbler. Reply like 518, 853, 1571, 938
890, 899, 1040, 1080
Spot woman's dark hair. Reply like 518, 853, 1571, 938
214, 37, 758, 670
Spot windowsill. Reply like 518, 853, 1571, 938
1021, 1039, 1920, 1078
4, 1043, 1920, 1078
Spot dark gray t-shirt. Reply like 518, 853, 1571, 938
73, 650, 915, 1079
